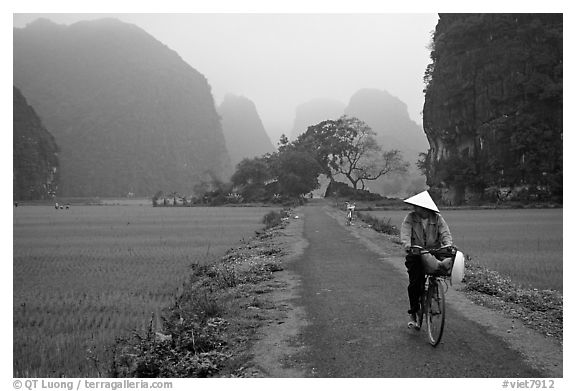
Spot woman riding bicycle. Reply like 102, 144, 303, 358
400, 190, 454, 329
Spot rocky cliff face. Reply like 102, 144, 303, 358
423, 14, 562, 204
13, 86, 59, 200
14, 18, 231, 197
217, 94, 275, 169
290, 98, 346, 140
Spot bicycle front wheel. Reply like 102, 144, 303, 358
426, 278, 445, 346
417, 287, 426, 330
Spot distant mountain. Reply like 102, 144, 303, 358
343, 89, 430, 196
344, 88, 429, 161
290, 98, 346, 140
217, 94, 275, 169
13, 18, 231, 197
13, 86, 59, 200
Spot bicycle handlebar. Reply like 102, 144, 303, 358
408, 245, 457, 256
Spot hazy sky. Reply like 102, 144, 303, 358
13, 12, 438, 142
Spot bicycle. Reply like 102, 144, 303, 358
408, 245, 463, 346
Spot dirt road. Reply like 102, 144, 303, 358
248, 201, 562, 377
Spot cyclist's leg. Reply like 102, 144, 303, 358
405, 255, 425, 323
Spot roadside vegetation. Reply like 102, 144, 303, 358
462, 257, 562, 342
262, 209, 290, 230
105, 208, 292, 377
355, 211, 399, 235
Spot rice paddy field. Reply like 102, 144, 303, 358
363, 208, 563, 292
13, 204, 276, 377
13, 204, 563, 377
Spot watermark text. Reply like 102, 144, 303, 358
502, 379, 555, 389
13, 379, 173, 391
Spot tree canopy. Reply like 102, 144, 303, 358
294, 116, 409, 190
225, 116, 409, 202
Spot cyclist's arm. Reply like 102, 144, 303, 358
437, 214, 453, 247
400, 214, 413, 252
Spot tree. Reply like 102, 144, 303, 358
268, 150, 323, 197
277, 134, 290, 151
230, 156, 273, 201
227, 116, 409, 201
230, 156, 272, 188
296, 116, 409, 190
352, 149, 409, 190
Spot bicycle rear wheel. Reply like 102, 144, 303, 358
426, 278, 445, 346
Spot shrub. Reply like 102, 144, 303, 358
356, 212, 399, 235
262, 210, 282, 229
109, 314, 228, 378
325, 180, 383, 200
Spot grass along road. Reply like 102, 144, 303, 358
360, 208, 562, 292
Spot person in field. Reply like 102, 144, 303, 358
400, 190, 454, 329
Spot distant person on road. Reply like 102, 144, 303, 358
400, 190, 453, 328
345, 201, 356, 225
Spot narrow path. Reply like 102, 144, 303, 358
287, 203, 552, 377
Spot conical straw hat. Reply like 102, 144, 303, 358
403, 190, 439, 213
